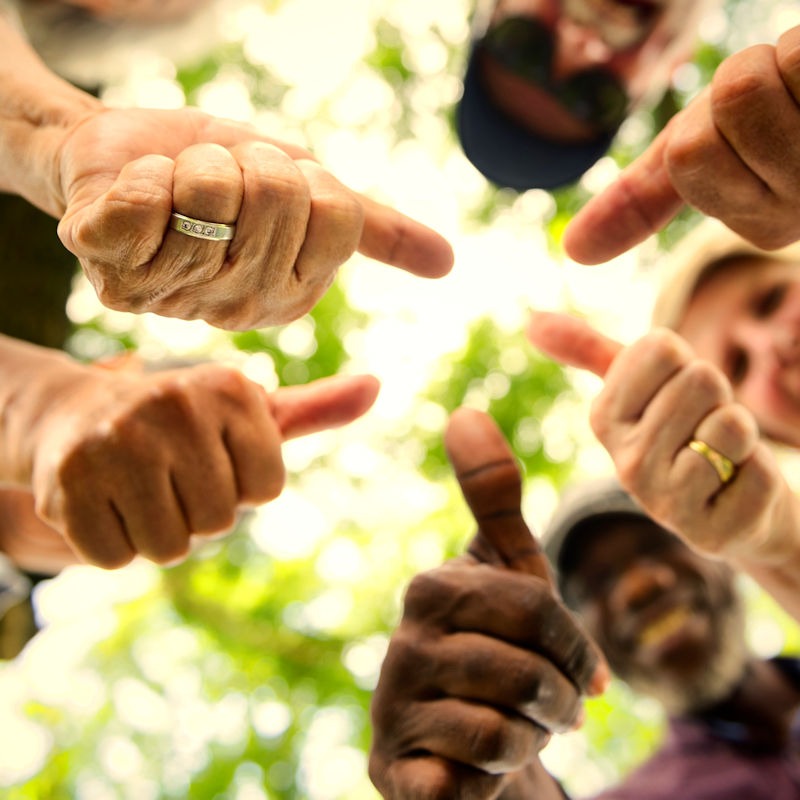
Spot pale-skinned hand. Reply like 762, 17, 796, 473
369, 408, 607, 800
564, 25, 800, 264
28, 364, 379, 569
526, 311, 796, 564
55, 107, 453, 330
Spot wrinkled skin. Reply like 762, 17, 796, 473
369, 408, 607, 800
55, 108, 453, 330
13, 353, 379, 569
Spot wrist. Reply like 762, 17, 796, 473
0, 337, 90, 486
0, 15, 103, 216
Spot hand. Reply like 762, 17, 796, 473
564, 25, 800, 264
526, 311, 794, 563
29, 365, 379, 568
369, 408, 607, 800
55, 107, 454, 329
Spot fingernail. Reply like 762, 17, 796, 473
588, 661, 611, 696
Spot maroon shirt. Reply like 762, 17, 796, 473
593, 659, 800, 800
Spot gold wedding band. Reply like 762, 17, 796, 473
168, 212, 236, 241
688, 439, 736, 485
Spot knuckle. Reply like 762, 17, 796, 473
742, 446, 780, 495
193, 503, 237, 536
588, 395, 613, 442
714, 404, 758, 444
467, 715, 513, 767
253, 469, 286, 504
75, 201, 164, 265
382, 629, 430, 685
663, 126, 714, 177
87, 547, 136, 570
711, 46, 776, 109
644, 328, 691, 366
736, 222, 798, 251
681, 360, 729, 401
613, 448, 647, 492
312, 187, 365, 243
257, 165, 310, 210
403, 569, 453, 619
777, 29, 800, 82
521, 673, 580, 732
147, 537, 191, 566
142, 383, 196, 426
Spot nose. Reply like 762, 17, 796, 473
737, 318, 800, 367
551, 17, 614, 79
607, 559, 676, 616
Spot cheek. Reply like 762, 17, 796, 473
736, 380, 800, 447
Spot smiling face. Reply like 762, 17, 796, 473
563, 515, 748, 714
677, 256, 800, 448
477, 0, 713, 143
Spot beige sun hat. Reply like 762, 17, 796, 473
651, 219, 800, 331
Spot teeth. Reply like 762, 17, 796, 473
638, 606, 690, 647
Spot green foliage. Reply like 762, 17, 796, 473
365, 21, 413, 88
414, 316, 575, 484
231, 282, 368, 385
7, 2, 800, 799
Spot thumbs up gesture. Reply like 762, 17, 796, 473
368, 408, 608, 800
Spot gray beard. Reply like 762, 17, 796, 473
614, 589, 749, 717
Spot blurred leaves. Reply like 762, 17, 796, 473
5, 1, 799, 799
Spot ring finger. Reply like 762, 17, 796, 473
673, 402, 758, 495
146, 143, 244, 306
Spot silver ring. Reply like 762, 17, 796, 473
169, 212, 235, 242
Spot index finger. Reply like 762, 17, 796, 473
526, 311, 623, 377
444, 407, 554, 585
563, 125, 684, 265
357, 195, 454, 278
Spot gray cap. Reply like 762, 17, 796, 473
543, 476, 647, 597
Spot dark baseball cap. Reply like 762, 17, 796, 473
457, 48, 615, 191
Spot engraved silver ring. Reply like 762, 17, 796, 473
168, 212, 236, 242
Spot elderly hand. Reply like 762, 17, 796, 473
369, 408, 607, 800
54, 107, 453, 330
526, 311, 798, 565
564, 25, 800, 264
25, 363, 378, 569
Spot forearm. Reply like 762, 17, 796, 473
0, 9, 102, 216
0, 334, 87, 486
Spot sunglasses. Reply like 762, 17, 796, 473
480, 15, 630, 133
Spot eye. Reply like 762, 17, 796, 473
728, 348, 749, 386
753, 284, 787, 318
